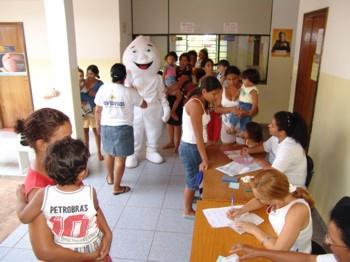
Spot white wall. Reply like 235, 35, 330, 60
0, 0, 121, 110
289, 0, 350, 221
254, 0, 300, 123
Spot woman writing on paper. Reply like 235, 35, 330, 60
227, 169, 313, 252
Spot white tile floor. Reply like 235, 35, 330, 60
0, 129, 194, 262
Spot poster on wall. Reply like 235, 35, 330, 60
271, 28, 293, 57
180, 22, 195, 33
0, 52, 27, 76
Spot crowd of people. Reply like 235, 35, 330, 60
13, 48, 349, 262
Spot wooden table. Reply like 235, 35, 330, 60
190, 200, 275, 262
202, 144, 265, 202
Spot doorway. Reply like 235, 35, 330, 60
293, 8, 328, 139
0, 22, 33, 128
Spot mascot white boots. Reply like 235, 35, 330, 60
123, 36, 170, 168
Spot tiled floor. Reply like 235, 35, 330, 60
0, 129, 328, 261
0, 130, 194, 262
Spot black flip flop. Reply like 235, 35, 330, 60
113, 186, 131, 195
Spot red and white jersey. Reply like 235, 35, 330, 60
41, 185, 102, 253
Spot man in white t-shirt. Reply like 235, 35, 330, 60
229, 197, 350, 262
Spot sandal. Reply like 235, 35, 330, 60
106, 176, 113, 185
113, 186, 131, 195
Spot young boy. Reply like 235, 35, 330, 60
17, 137, 112, 261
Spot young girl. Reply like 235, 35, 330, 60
179, 76, 222, 217
201, 59, 222, 144
78, 67, 93, 117
163, 51, 182, 121
17, 137, 112, 260
227, 169, 314, 253
214, 66, 241, 144
15, 108, 103, 261
237, 68, 260, 131
95, 63, 147, 194
195, 48, 209, 69
244, 111, 308, 186
84, 64, 104, 161
242, 121, 263, 148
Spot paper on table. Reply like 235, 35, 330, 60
216, 161, 262, 176
202, 205, 264, 234
228, 213, 264, 235
224, 150, 241, 159
216, 254, 239, 262
202, 205, 242, 228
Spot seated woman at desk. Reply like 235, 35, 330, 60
243, 111, 308, 186
231, 197, 350, 262
227, 169, 313, 253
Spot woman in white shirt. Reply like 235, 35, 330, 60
227, 169, 314, 252
95, 63, 147, 195
230, 196, 350, 262
244, 111, 308, 186
179, 76, 222, 217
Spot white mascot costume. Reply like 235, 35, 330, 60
123, 36, 170, 168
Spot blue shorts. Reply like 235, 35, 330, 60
101, 125, 134, 157
179, 141, 202, 190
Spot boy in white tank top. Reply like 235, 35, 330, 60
16, 137, 112, 261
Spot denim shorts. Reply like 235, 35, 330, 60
101, 125, 134, 157
179, 141, 202, 190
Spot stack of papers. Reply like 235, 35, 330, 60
216, 161, 262, 176
217, 254, 239, 262
202, 205, 264, 235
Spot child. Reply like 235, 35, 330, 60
216, 59, 230, 85
78, 67, 93, 117
17, 137, 112, 260
95, 63, 147, 194
202, 59, 222, 144
235, 68, 260, 131
241, 121, 263, 147
163, 51, 182, 120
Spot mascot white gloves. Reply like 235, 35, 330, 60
123, 36, 170, 168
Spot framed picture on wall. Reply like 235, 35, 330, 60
271, 28, 293, 57
0, 52, 27, 76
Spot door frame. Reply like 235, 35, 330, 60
293, 8, 328, 142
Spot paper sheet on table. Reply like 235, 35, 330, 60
224, 150, 241, 159
228, 213, 264, 235
202, 205, 242, 228
202, 205, 264, 233
216, 254, 239, 262
216, 161, 262, 176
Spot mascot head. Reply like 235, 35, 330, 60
122, 35, 160, 76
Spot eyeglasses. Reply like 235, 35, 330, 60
324, 233, 348, 249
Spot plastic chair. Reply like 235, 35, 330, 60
305, 155, 314, 187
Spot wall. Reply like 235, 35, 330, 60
289, 0, 350, 221
0, 0, 120, 110
255, 0, 300, 123
130, 0, 299, 123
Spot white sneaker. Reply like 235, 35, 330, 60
126, 154, 138, 168
146, 151, 164, 164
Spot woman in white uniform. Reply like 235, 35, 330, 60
244, 111, 308, 186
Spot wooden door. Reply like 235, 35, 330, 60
0, 22, 33, 128
293, 8, 328, 137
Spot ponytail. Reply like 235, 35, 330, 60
292, 187, 314, 208
274, 111, 309, 148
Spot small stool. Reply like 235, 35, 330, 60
16, 134, 32, 176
